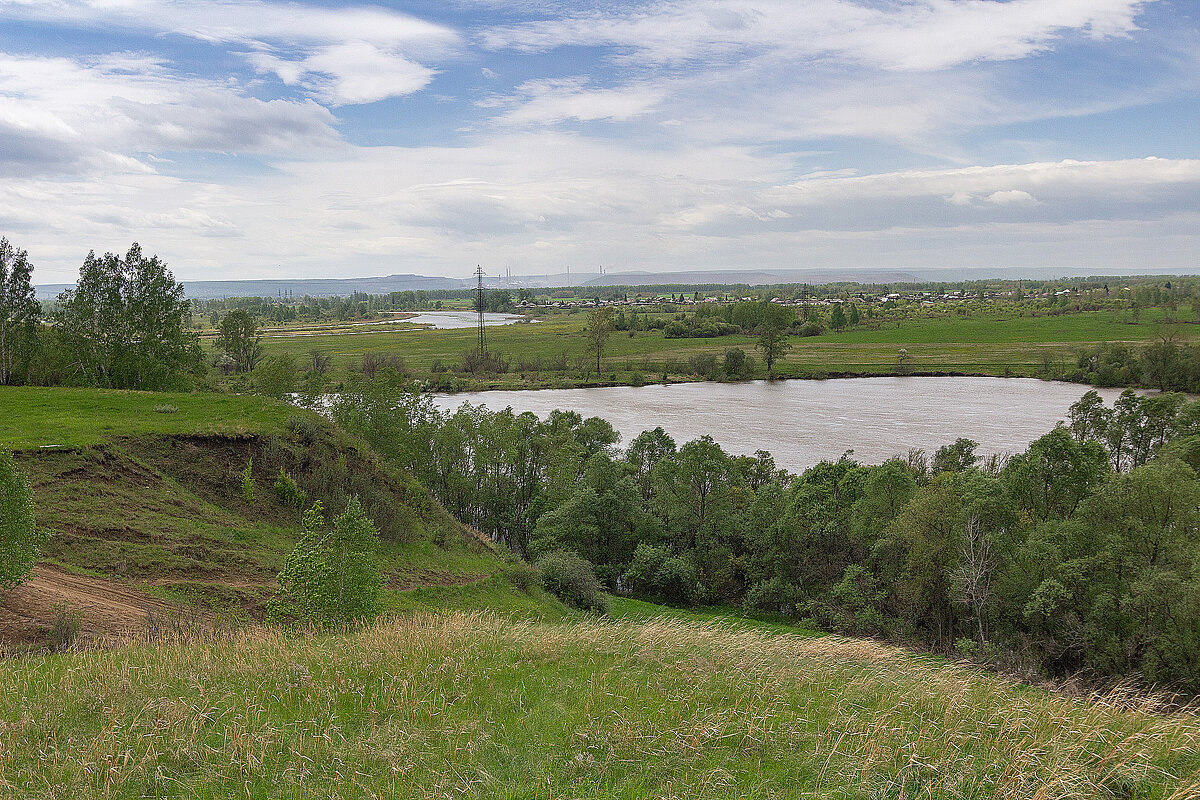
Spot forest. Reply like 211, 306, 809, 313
333, 372, 1200, 693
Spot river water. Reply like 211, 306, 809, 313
432, 377, 1129, 472
407, 311, 529, 329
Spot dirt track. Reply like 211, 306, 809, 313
0, 565, 181, 646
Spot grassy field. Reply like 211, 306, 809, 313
256, 306, 1199, 390
0, 610, 1196, 799
0, 386, 301, 450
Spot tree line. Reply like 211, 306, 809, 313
334, 374, 1200, 693
0, 239, 203, 390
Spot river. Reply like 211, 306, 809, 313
407, 311, 530, 329
432, 377, 1130, 472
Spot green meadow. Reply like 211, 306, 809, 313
254, 306, 1197, 388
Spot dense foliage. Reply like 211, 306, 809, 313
53, 244, 203, 389
0, 448, 46, 590
0, 238, 40, 386
336, 375, 1200, 691
275, 498, 384, 625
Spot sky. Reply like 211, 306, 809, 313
1, 0, 1198, 283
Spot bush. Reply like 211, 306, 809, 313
273, 467, 308, 509
504, 561, 540, 594
623, 543, 702, 605
535, 551, 608, 613
46, 603, 81, 652
238, 458, 255, 505
0, 449, 47, 591
275, 499, 384, 626
252, 354, 300, 399
153, 404, 178, 414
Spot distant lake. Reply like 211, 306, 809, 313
432, 377, 1130, 472
407, 311, 530, 329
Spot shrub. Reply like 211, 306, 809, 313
535, 551, 608, 613
275, 499, 384, 626
153, 404, 178, 414
286, 414, 322, 446
0, 449, 47, 591
238, 458, 255, 505
504, 561, 540, 594
623, 543, 702, 605
273, 467, 308, 509
799, 322, 824, 337
252, 354, 300, 399
46, 603, 81, 652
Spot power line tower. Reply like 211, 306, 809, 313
474, 264, 486, 354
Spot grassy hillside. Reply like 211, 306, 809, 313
0, 611, 1196, 798
0, 386, 295, 450
0, 387, 539, 647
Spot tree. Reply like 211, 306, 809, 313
848, 303, 860, 327
830, 303, 847, 331
252, 353, 299, 399
54, 243, 202, 389
0, 238, 40, 385
584, 306, 615, 374
723, 347, 748, 379
276, 499, 384, 625
756, 304, 792, 378
931, 438, 979, 474
0, 449, 46, 591
215, 309, 263, 373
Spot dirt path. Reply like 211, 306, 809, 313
0, 565, 182, 646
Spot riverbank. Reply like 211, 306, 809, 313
253, 305, 1194, 393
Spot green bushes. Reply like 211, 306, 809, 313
535, 551, 608, 613
623, 544, 702, 605
503, 561, 540, 594
275, 499, 384, 626
238, 458, 255, 505
272, 467, 308, 509
0, 448, 46, 590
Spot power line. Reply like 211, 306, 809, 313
474, 264, 486, 354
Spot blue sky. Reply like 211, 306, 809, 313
1, 0, 1197, 282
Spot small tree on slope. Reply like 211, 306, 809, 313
276, 499, 384, 626
0, 449, 47, 591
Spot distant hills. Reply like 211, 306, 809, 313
36, 265, 1196, 300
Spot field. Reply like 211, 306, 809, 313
1, 609, 1197, 798
0, 386, 298, 450
254, 306, 1198, 390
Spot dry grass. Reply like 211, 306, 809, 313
0, 613, 1196, 799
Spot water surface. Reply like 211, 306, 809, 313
407, 311, 529, 329
433, 377, 1128, 472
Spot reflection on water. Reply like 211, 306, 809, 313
433, 377, 1130, 472
407, 311, 529, 329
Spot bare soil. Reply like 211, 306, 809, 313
0, 565, 182, 647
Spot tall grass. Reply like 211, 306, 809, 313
1, 612, 1196, 798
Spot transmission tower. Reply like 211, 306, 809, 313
474, 264, 486, 354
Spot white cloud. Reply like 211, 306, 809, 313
249, 43, 438, 106
9, 137, 1198, 284
0, 1, 459, 105
986, 189, 1037, 205
479, 0, 1151, 71
0, 52, 340, 176
481, 77, 665, 126
0, 1, 458, 51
